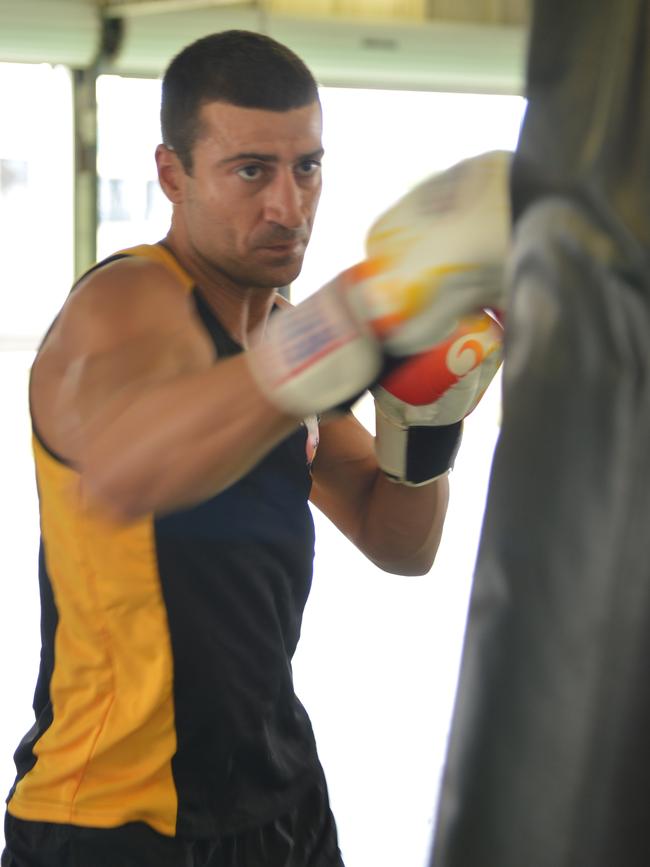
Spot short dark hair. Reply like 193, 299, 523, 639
161, 30, 320, 172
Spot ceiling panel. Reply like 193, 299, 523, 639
0, 0, 528, 93
0, 0, 99, 66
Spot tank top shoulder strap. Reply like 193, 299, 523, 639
115, 243, 195, 294
117, 243, 242, 359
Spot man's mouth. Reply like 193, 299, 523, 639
259, 240, 305, 255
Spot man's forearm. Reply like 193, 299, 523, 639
357, 471, 450, 576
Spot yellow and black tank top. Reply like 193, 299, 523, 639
6, 244, 321, 838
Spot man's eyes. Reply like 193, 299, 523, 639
296, 159, 321, 177
236, 164, 264, 181
235, 160, 321, 182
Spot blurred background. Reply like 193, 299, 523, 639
0, 1, 529, 862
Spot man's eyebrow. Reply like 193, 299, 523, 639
218, 148, 325, 166
219, 152, 277, 165
301, 148, 325, 162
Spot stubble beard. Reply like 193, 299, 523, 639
204, 250, 305, 293
193, 222, 310, 291
234, 238, 309, 291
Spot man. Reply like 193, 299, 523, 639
2, 30, 506, 867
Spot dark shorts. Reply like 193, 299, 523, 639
2, 781, 345, 867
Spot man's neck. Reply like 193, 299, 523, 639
160, 235, 278, 349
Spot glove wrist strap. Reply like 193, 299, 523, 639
375, 406, 463, 485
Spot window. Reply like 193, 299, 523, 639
0, 62, 74, 837
0, 159, 29, 198
0, 63, 74, 342
96, 75, 170, 257
292, 87, 524, 867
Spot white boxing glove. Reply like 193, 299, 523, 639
247, 261, 384, 417
373, 311, 503, 485
364, 149, 512, 355
246, 151, 511, 419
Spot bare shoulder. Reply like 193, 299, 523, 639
44, 256, 202, 354
31, 255, 214, 460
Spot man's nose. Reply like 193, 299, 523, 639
263, 170, 304, 229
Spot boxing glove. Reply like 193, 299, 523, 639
373, 311, 503, 485
365, 149, 512, 355
247, 259, 385, 417
246, 151, 511, 418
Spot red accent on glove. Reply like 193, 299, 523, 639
379, 311, 503, 406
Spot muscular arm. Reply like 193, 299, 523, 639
31, 258, 299, 521
34, 256, 448, 569
310, 412, 449, 576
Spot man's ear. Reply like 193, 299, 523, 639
155, 144, 187, 204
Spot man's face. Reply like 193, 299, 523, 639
178, 99, 323, 290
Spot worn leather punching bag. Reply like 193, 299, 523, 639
430, 2, 650, 866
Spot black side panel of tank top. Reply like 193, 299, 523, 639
191, 288, 242, 359
7, 543, 59, 801
154, 289, 319, 836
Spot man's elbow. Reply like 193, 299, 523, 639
368, 542, 440, 577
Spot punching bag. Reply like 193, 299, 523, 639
430, 2, 650, 866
